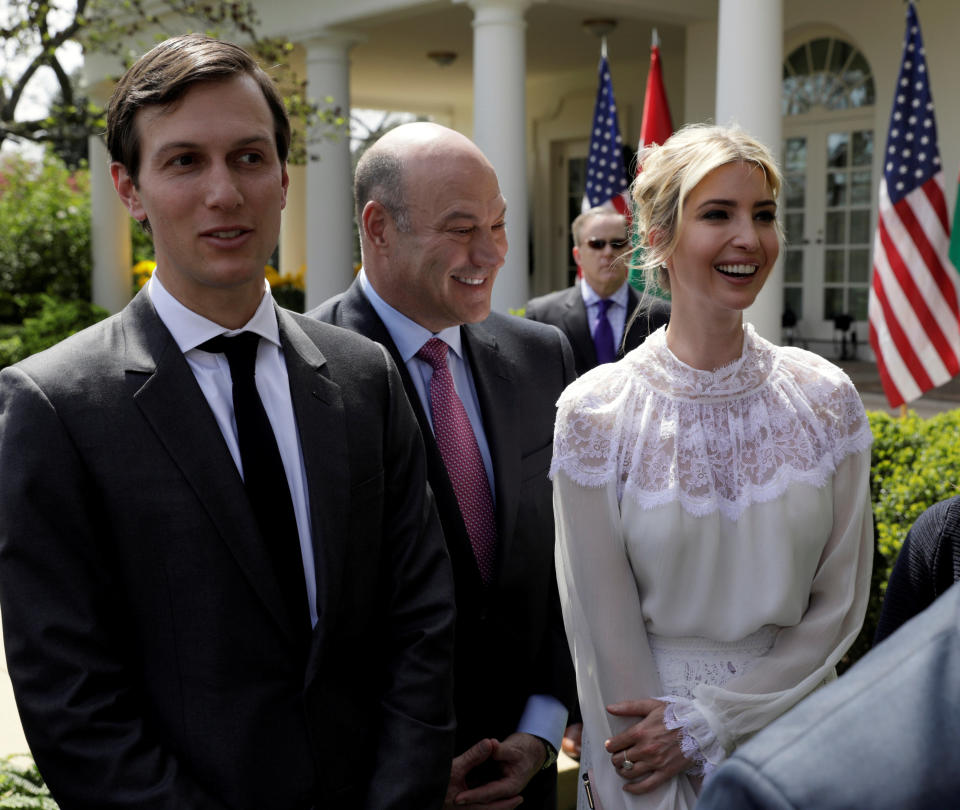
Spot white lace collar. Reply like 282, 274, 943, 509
550, 325, 872, 520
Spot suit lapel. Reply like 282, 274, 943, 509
622, 286, 643, 353
561, 286, 597, 372
123, 292, 298, 644
334, 281, 486, 596
461, 322, 521, 580
275, 309, 348, 656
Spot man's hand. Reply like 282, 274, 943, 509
448, 732, 546, 808
562, 722, 583, 760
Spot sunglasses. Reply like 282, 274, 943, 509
585, 237, 630, 250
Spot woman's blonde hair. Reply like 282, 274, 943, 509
630, 123, 783, 293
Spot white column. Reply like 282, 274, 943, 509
302, 32, 360, 310
457, 0, 537, 313
715, 0, 783, 342
280, 163, 307, 278
89, 129, 133, 314
87, 73, 133, 314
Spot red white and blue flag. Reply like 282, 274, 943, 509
868, 0, 960, 408
583, 50, 630, 217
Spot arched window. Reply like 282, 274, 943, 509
781, 36, 875, 349
782, 37, 874, 116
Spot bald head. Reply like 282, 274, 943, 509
354, 122, 495, 231
354, 122, 508, 331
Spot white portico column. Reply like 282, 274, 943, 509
456, 0, 537, 312
89, 78, 133, 314
302, 32, 359, 310
715, 0, 783, 342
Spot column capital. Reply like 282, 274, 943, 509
453, 0, 543, 23
298, 28, 366, 57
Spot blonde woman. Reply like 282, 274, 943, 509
551, 124, 873, 809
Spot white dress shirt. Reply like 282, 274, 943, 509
359, 268, 568, 751
148, 274, 318, 627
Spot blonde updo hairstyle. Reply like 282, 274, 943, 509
631, 123, 783, 293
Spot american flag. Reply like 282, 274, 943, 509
868, 0, 960, 408
583, 52, 630, 217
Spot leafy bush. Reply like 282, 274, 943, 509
0, 152, 91, 301
869, 408, 960, 581
0, 754, 58, 809
841, 408, 960, 669
0, 295, 108, 370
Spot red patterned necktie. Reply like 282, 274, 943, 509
416, 337, 497, 584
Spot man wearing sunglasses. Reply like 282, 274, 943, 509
526, 207, 670, 376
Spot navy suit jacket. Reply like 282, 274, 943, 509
310, 279, 578, 807
0, 288, 456, 810
525, 283, 670, 376
698, 580, 960, 809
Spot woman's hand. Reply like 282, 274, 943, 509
604, 698, 690, 794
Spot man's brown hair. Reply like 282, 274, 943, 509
106, 33, 290, 184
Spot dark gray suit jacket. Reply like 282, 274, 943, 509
0, 288, 455, 810
697, 580, 960, 810
525, 283, 670, 376
310, 279, 578, 809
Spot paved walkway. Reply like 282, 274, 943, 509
838, 359, 960, 418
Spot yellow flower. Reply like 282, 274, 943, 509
132, 260, 157, 290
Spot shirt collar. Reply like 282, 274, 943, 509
148, 271, 280, 354
359, 267, 463, 362
580, 277, 630, 308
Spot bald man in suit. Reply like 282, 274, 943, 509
311, 122, 577, 810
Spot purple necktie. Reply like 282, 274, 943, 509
416, 337, 497, 584
594, 298, 616, 365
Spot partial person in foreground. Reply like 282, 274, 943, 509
310, 122, 577, 809
0, 35, 455, 809
697, 578, 960, 809
874, 493, 960, 644
550, 123, 874, 809
525, 207, 669, 376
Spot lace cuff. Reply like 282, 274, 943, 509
658, 696, 726, 779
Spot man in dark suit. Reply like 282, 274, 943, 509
525, 207, 669, 375
0, 35, 455, 810
697, 579, 960, 810
310, 122, 577, 810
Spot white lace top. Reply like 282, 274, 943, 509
551, 325, 874, 810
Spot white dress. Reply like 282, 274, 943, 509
551, 325, 874, 810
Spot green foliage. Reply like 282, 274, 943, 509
0, 295, 108, 370
1, 0, 346, 163
840, 408, 960, 670
0, 754, 58, 809
869, 409, 960, 583
0, 152, 91, 301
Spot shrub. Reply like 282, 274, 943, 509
869, 408, 960, 581
0, 152, 91, 302
0, 295, 108, 370
841, 408, 960, 669
0, 754, 58, 809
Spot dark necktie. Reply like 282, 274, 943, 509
594, 298, 616, 365
200, 333, 311, 645
416, 337, 497, 584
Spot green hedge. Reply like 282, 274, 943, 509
0, 295, 108, 370
0, 154, 91, 301
0, 754, 58, 809
841, 408, 960, 669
